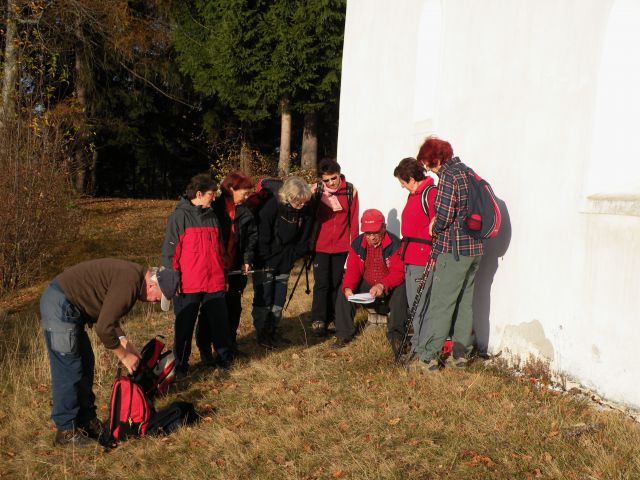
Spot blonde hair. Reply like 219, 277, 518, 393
278, 176, 313, 205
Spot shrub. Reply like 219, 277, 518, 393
0, 116, 78, 293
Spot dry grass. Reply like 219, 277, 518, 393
1, 199, 640, 479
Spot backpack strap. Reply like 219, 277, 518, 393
346, 182, 353, 239
420, 184, 436, 221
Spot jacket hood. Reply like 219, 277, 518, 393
176, 196, 209, 213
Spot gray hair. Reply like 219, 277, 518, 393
278, 176, 313, 206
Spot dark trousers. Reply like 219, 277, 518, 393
311, 252, 348, 325
173, 291, 231, 372
334, 281, 408, 345
251, 271, 290, 333
196, 275, 247, 356
40, 280, 96, 431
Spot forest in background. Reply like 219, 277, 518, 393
0, 0, 345, 293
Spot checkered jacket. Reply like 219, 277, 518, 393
431, 157, 484, 258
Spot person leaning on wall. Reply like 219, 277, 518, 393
251, 176, 313, 349
161, 173, 233, 378
408, 136, 484, 374
195, 172, 257, 363
393, 157, 438, 360
40, 258, 173, 446
309, 158, 359, 337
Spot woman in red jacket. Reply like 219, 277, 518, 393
394, 157, 437, 357
310, 158, 359, 337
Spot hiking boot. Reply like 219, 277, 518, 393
54, 428, 92, 447
200, 352, 217, 367
331, 337, 350, 349
270, 330, 292, 346
406, 358, 440, 374
311, 320, 327, 337
77, 417, 104, 440
444, 354, 468, 369
398, 351, 416, 364
257, 331, 275, 349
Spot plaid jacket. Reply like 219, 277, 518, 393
431, 157, 484, 258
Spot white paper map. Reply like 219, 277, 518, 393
347, 293, 375, 304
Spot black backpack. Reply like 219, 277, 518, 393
459, 164, 501, 240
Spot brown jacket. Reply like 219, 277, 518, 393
57, 258, 145, 349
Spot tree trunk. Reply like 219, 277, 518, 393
301, 111, 318, 173
240, 141, 252, 175
73, 21, 91, 193
1, 0, 18, 126
278, 96, 291, 177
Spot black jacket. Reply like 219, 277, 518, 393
255, 196, 312, 274
212, 195, 258, 269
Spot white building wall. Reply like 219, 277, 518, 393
338, 0, 640, 408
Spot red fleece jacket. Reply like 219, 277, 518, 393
342, 232, 405, 293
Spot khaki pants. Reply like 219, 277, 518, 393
417, 253, 481, 362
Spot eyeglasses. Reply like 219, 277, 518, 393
322, 175, 339, 184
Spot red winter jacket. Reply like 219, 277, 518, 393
342, 232, 405, 293
312, 176, 359, 254
400, 178, 437, 266
161, 198, 226, 293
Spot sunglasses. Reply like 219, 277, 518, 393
322, 175, 339, 184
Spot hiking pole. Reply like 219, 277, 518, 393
395, 259, 435, 363
227, 267, 274, 276
284, 256, 312, 311
304, 257, 311, 295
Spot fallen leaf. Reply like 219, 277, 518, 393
547, 430, 559, 438
292, 353, 300, 359
388, 417, 401, 426
542, 452, 553, 462
332, 470, 345, 478
215, 458, 226, 467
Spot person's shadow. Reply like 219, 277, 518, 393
472, 198, 511, 355
386, 208, 401, 236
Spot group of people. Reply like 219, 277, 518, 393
39, 135, 485, 446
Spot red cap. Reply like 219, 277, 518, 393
360, 209, 385, 232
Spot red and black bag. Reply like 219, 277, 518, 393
461, 166, 501, 239
104, 375, 154, 444
131, 336, 176, 398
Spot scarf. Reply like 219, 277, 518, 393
321, 180, 343, 212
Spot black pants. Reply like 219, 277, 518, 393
173, 292, 231, 372
311, 252, 348, 325
196, 275, 247, 355
334, 280, 407, 345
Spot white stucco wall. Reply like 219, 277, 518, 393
338, 0, 640, 408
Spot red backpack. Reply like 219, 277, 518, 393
460, 165, 501, 239
105, 375, 154, 442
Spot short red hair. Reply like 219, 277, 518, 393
220, 171, 254, 197
416, 136, 453, 169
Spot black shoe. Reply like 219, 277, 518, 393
200, 352, 217, 367
77, 417, 104, 440
54, 428, 93, 447
270, 330, 292, 346
331, 338, 349, 349
311, 320, 327, 337
257, 332, 275, 349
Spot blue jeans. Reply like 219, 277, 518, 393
251, 272, 290, 333
40, 280, 96, 431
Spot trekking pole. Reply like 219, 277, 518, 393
284, 257, 308, 311
395, 259, 435, 363
304, 257, 311, 295
227, 267, 274, 276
